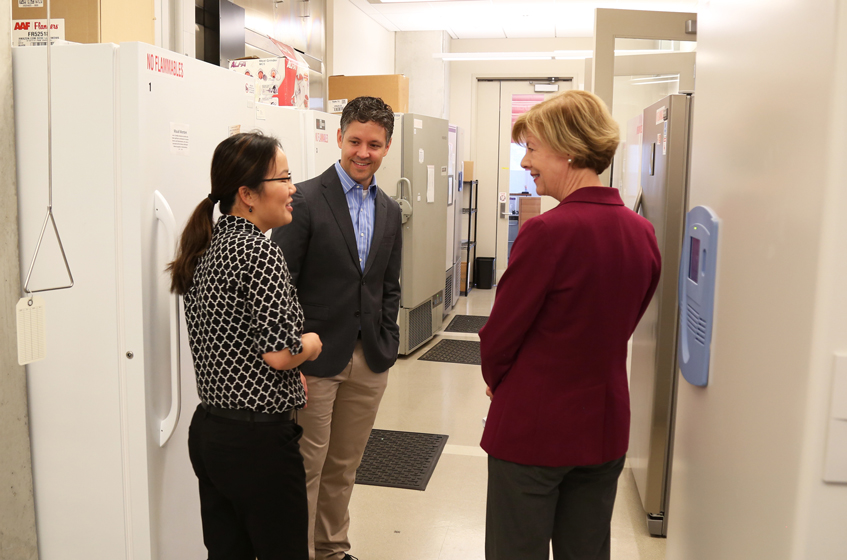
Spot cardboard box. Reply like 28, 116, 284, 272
328, 74, 409, 114
462, 161, 475, 182
230, 51, 310, 109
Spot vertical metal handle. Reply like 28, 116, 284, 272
394, 178, 413, 224
154, 191, 181, 447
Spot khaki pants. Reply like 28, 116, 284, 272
298, 341, 389, 560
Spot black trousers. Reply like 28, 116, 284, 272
485, 454, 626, 560
187, 404, 309, 560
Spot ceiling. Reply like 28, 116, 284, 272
349, 0, 699, 39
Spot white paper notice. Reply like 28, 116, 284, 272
17, 296, 46, 365
228, 125, 241, 137
18, 0, 43, 6
171, 123, 189, 155
426, 165, 435, 203
414, 119, 424, 129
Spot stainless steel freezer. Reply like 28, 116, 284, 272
629, 93, 693, 537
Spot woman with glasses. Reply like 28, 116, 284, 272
169, 131, 322, 559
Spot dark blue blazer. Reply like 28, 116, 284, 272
271, 165, 402, 378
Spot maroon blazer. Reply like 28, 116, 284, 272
480, 187, 660, 467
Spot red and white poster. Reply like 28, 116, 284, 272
229, 40, 310, 109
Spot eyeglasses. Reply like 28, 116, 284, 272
261, 174, 293, 184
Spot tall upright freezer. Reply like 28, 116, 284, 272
375, 113, 449, 355
629, 93, 693, 537
14, 42, 332, 559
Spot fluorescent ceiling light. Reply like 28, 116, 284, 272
630, 74, 680, 82
435, 50, 592, 61
632, 78, 680, 85
434, 49, 682, 62
369, 0, 485, 3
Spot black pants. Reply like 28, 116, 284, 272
187, 404, 309, 560
486, 454, 626, 560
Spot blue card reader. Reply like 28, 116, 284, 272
678, 206, 720, 387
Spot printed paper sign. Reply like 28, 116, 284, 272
329, 99, 347, 113
414, 119, 423, 129
228, 125, 241, 137
18, 0, 43, 7
171, 123, 190, 155
498, 192, 508, 203
12, 19, 64, 47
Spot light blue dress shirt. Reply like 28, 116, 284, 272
335, 161, 377, 272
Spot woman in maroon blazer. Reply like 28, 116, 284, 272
480, 90, 661, 560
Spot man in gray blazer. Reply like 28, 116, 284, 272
271, 97, 402, 560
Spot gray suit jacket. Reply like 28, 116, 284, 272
270, 165, 403, 378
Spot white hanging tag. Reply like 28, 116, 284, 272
17, 296, 47, 365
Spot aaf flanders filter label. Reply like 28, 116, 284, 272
12, 19, 64, 47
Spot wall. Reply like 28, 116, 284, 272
395, 31, 451, 119
327, 0, 395, 77
0, 3, 39, 558
666, 0, 847, 558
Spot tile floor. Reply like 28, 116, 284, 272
347, 288, 666, 560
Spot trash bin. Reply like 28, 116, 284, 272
475, 257, 495, 289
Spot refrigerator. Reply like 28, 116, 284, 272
628, 93, 693, 537
14, 42, 330, 559
375, 113, 449, 355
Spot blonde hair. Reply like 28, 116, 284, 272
512, 90, 619, 175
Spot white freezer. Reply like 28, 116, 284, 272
14, 41, 267, 559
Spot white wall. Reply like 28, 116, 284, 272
666, 0, 847, 559
395, 31, 451, 119
327, 0, 395, 76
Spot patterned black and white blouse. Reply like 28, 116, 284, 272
184, 214, 306, 413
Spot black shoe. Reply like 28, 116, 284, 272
342, 555, 359, 560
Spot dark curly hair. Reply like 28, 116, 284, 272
340, 96, 395, 143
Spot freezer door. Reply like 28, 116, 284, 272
398, 114, 449, 309
120, 42, 259, 559
302, 109, 342, 179
253, 105, 306, 185
14, 42, 140, 560
629, 94, 692, 534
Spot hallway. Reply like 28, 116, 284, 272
348, 289, 666, 560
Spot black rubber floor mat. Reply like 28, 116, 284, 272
444, 314, 488, 333
355, 429, 449, 491
418, 339, 481, 365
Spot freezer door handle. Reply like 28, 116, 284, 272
154, 191, 182, 447
393, 177, 413, 224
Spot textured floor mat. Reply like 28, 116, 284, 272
444, 315, 488, 334
417, 339, 481, 365
355, 429, 449, 491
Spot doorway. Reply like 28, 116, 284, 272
475, 78, 573, 282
